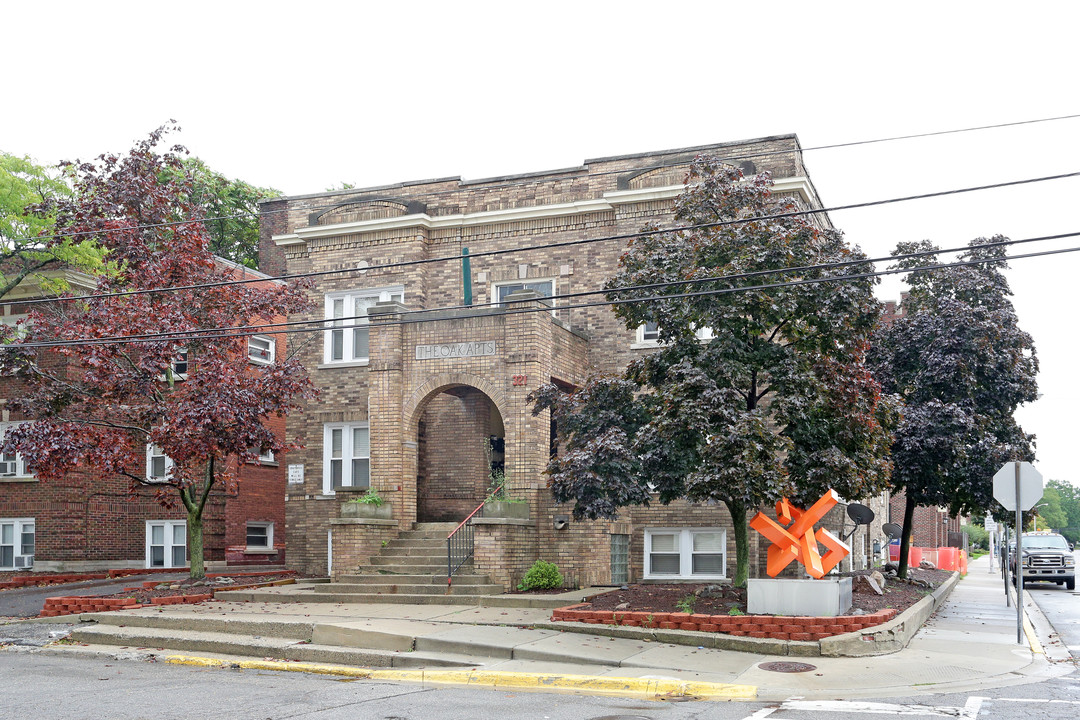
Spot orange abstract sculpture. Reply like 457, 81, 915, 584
749, 489, 851, 579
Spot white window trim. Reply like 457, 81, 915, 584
0, 423, 32, 479
146, 443, 174, 482
491, 278, 556, 303
322, 422, 371, 494
643, 527, 727, 580
246, 447, 277, 465
245, 521, 274, 552
0, 517, 35, 569
248, 335, 276, 365
632, 324, 713, 349
145, 520, 186, 569
323, 286, 404, 365
0, 314, 30, 339
491, 278, 558, 316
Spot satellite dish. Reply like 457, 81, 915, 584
882, 523, 903, 540
847, 503, 876, 526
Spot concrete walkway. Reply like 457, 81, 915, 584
29, 555, 1077, 701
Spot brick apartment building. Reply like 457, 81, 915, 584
0, 261, 289, 572
260, 136, 891, 589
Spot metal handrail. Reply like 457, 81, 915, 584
446, 484, 503, 589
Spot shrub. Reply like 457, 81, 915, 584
352, 488, 384, 507
519, 560, 563, 590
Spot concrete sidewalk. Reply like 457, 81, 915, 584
32, 555, 1076, 701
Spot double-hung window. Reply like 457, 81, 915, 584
146, 520, 186, 568
493, 279, 554, 304
634, 323, 712, 347
644, 528, 726, 579
146, 444, 173, 482
0, 519, 34, 569
324, 287, 404, 364
0, 423, 30, 478
248, 335, 275, 365
323, 423, 370, 493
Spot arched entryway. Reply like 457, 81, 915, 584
414, 385, 506, 523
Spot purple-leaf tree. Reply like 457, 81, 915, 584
1, 125, 315, 578
533, 158, 897, 587
870, 237, 1038, 578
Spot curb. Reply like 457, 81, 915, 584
161, 654, 758, 700
536, 571, 961, 658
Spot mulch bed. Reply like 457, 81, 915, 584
579, 566, 952, 618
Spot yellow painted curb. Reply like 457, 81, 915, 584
1022, 613, 1044, 655
163, 655, 757, 701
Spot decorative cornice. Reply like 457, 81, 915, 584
273, 178, 816, 247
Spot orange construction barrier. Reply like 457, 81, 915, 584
937, 546, 958, 571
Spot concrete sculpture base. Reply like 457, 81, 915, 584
747, 576, 853, 617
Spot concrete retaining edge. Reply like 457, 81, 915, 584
533, 571, 961, 658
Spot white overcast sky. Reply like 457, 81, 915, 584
3, 2, 1077, 488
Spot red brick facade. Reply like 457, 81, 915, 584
0, 267, 289, 572
261, 137, 891, 587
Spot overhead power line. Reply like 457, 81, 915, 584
10, 112, 1080, 246
5, 169, 1080, 311
10, 232, 1077, 350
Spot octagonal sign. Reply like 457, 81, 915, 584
992, 461, 1043, 511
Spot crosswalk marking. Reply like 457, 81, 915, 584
741, 696, 984, 719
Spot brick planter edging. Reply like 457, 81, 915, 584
38, 578, 297, 618
550, 605, 897, 641
544, 570, 961, 658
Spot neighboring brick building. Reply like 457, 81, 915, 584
261, 136, 890, 588
888, 491, 964, 549
0, 262, 289, 572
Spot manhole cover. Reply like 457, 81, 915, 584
758, 661, 817, 673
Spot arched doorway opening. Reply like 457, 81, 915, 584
415, 385, 505, 523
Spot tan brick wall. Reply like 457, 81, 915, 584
265, 137, 860, 580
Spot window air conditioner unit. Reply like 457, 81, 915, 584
14, 556, 32, 568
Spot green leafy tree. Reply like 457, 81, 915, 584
870, 238, 1038, 578
0, 152, 108, 298
532, 158, 897, 587
179, 158, 278, 269
1034, 485, 1068, 531
1047, 479, 1080, 543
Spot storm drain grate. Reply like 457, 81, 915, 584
758, 661, 817, 673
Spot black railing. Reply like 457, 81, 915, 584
447, 485, 501, 589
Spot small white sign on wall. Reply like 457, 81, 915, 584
287, 464, 305, 485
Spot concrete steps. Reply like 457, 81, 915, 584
66, 605, 610, 670
67, 621, 476, 669
241, 522, 505, 606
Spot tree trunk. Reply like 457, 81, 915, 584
187, 506, 205, 580
728, 499, 749, 588
897, 492, 917, 580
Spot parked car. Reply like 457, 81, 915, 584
1010, 531, 1075, 590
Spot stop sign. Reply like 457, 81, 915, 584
992, 461, 1043, 511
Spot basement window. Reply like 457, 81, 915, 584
246, 522, 273, 550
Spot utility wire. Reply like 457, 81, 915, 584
5, 169, 1080, 311
14, 231, 1072, 347
11, 112, 1080, 245
11, 236, 1075, 350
